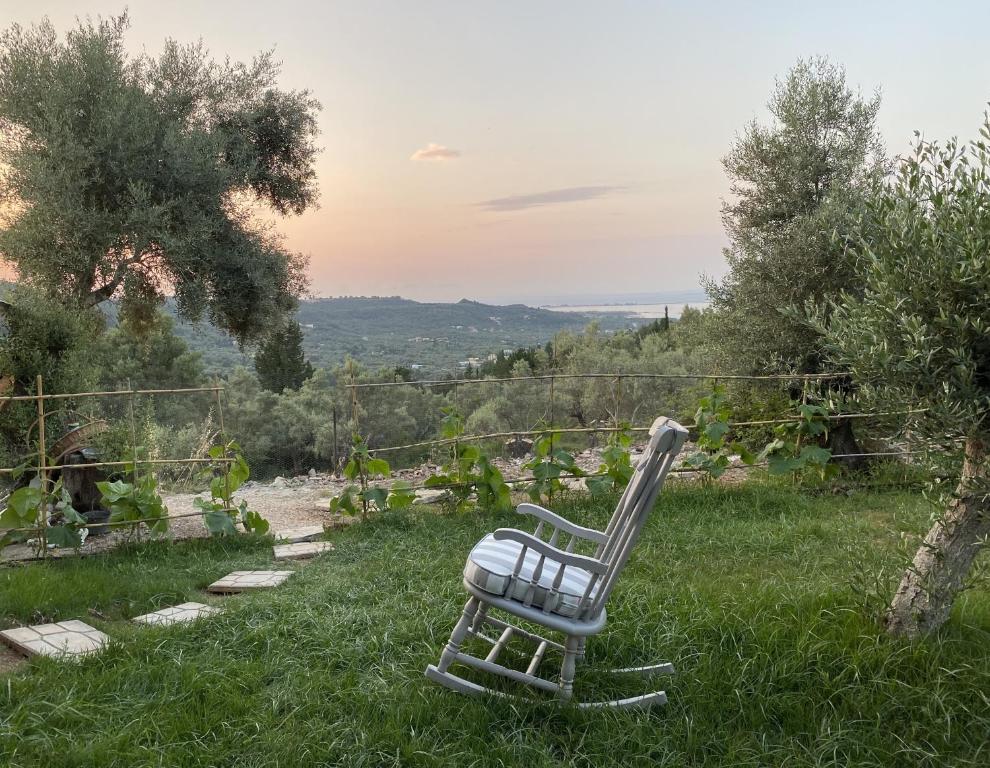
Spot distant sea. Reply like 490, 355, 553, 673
531, 290, 710, 319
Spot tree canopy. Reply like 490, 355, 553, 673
0, 13, 320, 342
822, 113, 990, 636
707, 57, 887, 374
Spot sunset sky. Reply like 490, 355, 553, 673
3, 1, 989, 303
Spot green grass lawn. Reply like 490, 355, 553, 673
1, 483, 988, 767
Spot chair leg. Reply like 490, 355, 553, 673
559, 635, 580, 700
438, 597, 480, 673
575, 637, 586, 662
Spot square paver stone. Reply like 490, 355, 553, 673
0, 620, 109, 659
274, 525, 325, 543
132, 602, 221, 626
273, 541, 335, 561
207, 570, 294, 593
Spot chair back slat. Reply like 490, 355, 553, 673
585, 417, 687, 618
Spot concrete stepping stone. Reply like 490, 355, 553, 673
207, 570, 294, 594
132, 602, 221, 626
0, 620, 109, 659
274, 525, 324, 543
273, 541, 334, 561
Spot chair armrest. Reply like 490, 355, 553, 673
492, 528, 608, 575
516, 503, 608, 545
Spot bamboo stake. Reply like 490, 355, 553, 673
365, 409, 926, 455
0, 386, 225, 403
614, 375, 623, 432
0, 457, 233, 475
127, 379, 140, 483
35, 375, 48, 559
349, 363, 359, 436
453, 380, 460, 461
548, 375, 555, 456
214, 377, 232, 515
126, 378, 142, 541
340, 371, 850, 390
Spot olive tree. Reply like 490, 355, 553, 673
823, 115, 990, 636
708, 57, 886, 373
706, 58, 889, 464
0, 13, 319, 342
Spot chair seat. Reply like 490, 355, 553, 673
463, 533, 600, 618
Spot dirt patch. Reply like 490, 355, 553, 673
0, 642, 28, 674
164, 480, 339, 540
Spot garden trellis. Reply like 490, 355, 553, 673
0, 377, 236, 555
342, 369, 925, 464
0, 369, 931, 558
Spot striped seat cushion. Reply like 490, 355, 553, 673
463, 533, 599, 618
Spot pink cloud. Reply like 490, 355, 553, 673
410, 143, 461, 161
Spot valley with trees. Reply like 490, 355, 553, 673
0, 9, 987, 768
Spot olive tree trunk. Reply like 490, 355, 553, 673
826, 418, 868, 471
886, 436, 990, 636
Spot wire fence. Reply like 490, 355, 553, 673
340, 369, 921, 461
0, 370, 932, 557
0, 377, 234, 555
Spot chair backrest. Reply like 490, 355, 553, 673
584, 417, 687, 616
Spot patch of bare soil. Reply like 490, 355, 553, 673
0, 642, 28, 674
164, 479, 340, 540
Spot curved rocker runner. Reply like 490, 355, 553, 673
425, 416, 688, 709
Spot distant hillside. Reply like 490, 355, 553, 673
169, 296, 641, 374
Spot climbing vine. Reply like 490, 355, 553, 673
759, 403, 835, 479
327, 434, 416, 519
423, 406, 511, 513
196, 440, 270, 536
587, 424, 635, 496
522, 429, 585, 506
0, 475, 90, 553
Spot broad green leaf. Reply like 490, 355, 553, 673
366, 458, 390, 478
361, 487, 389, 512
703, 421, 729, 445
4, 486, 42, 526
239, 502, 270, 535
768, 455, 805, 475
204, 509, 237, 536
730, 442, 757, 465
387, 481, 416, 510
46, 524, 82, 549
97, 479, 133, 504
800, 445, 832, 466
586, 476, 613, 496
343, 458, 359, 481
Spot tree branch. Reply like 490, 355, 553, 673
83, 253, 145, 307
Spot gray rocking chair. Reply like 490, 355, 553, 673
425, 416, 688, 709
